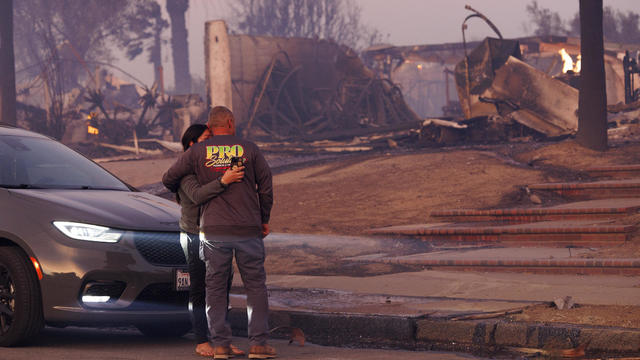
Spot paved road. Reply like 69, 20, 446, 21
2, 327, 486, 360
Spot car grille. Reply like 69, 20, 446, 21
133, 232, 186, 266
127, 283, 189, 311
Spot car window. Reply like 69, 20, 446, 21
0, 135, 130, 191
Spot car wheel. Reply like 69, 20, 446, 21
0, 246, 44, 346
135, 321, 192, 338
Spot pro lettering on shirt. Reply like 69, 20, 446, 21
205, 144, 246, 170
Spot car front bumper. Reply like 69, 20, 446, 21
36, 229, 190, 325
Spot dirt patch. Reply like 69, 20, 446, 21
101, 156, 179, 187
513, 139, 640, 170
270, 149, 546, 235
508, 303, 640, 329
101, 140, 640, 234
269, 139, 640, 237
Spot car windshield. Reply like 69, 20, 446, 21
0, 135, 130, 191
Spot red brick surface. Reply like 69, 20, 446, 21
528, 180, 640, 200
368, 169, 640, 274
369, 221, 634, 246
586, 164, 640, 179
372, 258, 640, 275
430, 206, 637, 223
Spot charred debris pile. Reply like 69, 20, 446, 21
16, 68, 206, 160
225, 4, 640, 154
226, 30, 640, 154
16, 18, 640, 159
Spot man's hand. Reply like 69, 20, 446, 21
221, 166, 245, 185
261, 224, 270, 237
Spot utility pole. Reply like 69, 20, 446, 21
576, 0, 608, 150
0, 0, 17, 126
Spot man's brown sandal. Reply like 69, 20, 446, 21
197, 343, 245, 358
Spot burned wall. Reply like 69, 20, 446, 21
391, 62, 454, 118
206, 21, 343, 125
205, 21, 420, 141
229, 35, 343, 126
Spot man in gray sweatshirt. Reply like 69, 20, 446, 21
162, 106, 274, 359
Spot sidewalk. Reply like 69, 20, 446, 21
2, 328, 486, 360
265, 269, 639, 306
227, 269, 640, 357
225, 233, 640, 357
262, 233, 640, 305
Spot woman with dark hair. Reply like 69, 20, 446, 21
178, 124, 245, 357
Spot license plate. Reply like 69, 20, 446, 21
175, 269, 190, 291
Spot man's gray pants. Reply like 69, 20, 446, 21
201, 237, 269, 347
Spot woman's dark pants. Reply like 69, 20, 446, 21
183, 232, 232, 344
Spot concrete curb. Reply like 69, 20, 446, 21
228, 308, 640, 357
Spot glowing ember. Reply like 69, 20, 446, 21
87, 125, 99, 135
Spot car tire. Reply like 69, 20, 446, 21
135, 321, 192, 338
0, 246, 44, 346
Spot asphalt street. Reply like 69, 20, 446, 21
1, 326, 487, 360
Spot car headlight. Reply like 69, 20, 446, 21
52, 221, 124, 243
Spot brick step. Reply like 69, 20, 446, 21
527, 179, 640, 200
366, 257, 640, 275
348, 247, 640, 275
367, 220, 635, 247
430, 198, 640, 223
586, 164, 640, 179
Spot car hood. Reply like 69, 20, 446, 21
9, 189, 180, 232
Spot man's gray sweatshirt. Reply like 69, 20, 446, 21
162, 135, 273, 239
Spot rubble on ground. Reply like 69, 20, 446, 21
16, 69, 207, 151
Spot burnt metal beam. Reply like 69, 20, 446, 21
0, 0, 17, 126
577, 0, 608, 150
